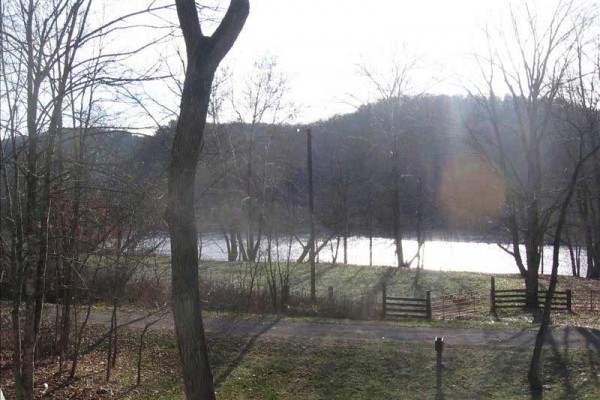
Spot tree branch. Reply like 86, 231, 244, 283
208, 0, 249, 68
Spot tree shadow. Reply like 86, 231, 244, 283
546, 328, 574, 398
410, 267, 425, 295
528, 326, 600, 400
484, 328, 531, 346
530, 389, 544, 400
213, 316, 280, 386
368, 267, 398, 298
289, 263, 340, 289
341, 266, 367, 286
42, 370, 105, 397
575, 327, 600, 389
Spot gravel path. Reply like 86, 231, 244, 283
87, 309, 600, 350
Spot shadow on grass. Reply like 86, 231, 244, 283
497, 328, 531, 345
369, 267, 399, 298
575, 327, 600, 389
528, 326, 600, 400
42, 369, 105, 398
547, 328, 574, 398
214, 316, 281, 386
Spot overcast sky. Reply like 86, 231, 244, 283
220, 0, 506, 122
98, 0, 583, 131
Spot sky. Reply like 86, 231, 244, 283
218, 0, 507, 122
96, 0, 581, 131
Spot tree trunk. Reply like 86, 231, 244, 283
391, 149, 404, 268
307, 129, 316, 301
524, 204, 542, 311
528, 145, 600, 394
525, 265, 540, 310
225, 228, 238, 262
166, 72, 216, 399
168, 2, 249, 398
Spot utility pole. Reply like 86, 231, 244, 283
307, 128, 316, 302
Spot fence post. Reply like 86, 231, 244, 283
490, 276, 496, 315
382, 282, 387, 319
426, 291, 432, 320
328, 286, 334, 302
566, 289, 572, 313
441, 291, 445, 321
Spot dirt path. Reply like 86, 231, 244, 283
86, 309, 600, 350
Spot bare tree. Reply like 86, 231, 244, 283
469, 0, 579, 311
1, 2, 95, 397
235, 57, 291, 262
528, 105, 600, 396
166, 1, 249, 399
358, 55, 426, 268
1, 1, 175, 396
567, 15, 600, 280
529, 7, 599, 393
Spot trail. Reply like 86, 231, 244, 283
84, 308, 600, 350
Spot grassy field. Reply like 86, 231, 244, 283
130, 259, 599, 326
195, 260, 599, 301
2, 324, 598, 399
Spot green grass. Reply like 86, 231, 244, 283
197, 260, 518, 299
2, 320, 598, 399
83, 325, 600, 399
196, 260, 590, 303
129, 259, 599, 327
145, 257, 525, 296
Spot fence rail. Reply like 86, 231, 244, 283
382, 283, 431, 320
431, 292, 488, 320
571, 289, 600, 313
490, 277, 572, 313
381, 277, 591, 322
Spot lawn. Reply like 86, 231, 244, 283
194, 260, 599, 303
1, 260, 598, 399
2, 324, 598, 399
144, 260, 599, 325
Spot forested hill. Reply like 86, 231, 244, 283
3, 93, 580, 242
1, 91, 596, 271
126, 93, 579, 245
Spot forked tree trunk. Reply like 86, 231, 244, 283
167, 2, 248, 399
167, 69, 217, 400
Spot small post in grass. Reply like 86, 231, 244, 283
328, 286, 334, 302
435, 336, 444, 400
566, 289, 572, 313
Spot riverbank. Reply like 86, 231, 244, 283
131, 260, 600, 327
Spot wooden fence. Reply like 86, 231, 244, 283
431, 291, 488, 320
490, 276, 572, 313
382, 282, 431, 320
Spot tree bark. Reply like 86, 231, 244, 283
168, 1, 249, 399
528, 143, 600, 394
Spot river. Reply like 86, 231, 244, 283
151, 234, 586, 277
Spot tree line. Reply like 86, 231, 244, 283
131, 89, 599, 281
